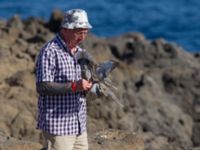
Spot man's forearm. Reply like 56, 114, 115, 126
36, 82, 72, 96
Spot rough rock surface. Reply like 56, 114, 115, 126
89, 129, 144, 150
0, 131, 42, 150
0, 10, 200, 149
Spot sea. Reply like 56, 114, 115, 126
0, 0, 199, 52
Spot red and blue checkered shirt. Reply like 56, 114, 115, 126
36, 34, 87, 135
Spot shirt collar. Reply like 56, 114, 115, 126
56, 33, 80, 56
56, 33, 69, 52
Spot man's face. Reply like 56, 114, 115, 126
63, 28, 89, 48
72, 28, 89, 43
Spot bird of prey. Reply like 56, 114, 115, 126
75, 50, 123, 107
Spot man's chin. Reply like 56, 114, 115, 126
72, 41, 82, 47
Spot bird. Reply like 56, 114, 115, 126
75, 50, 124, 107
75, 49, 94, 81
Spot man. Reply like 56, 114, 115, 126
35, 9, 93, 150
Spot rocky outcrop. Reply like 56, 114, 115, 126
0, 10, 200, 149
0, 131, 42, 150
0, 129, 144, 150
89, 129, 144, 150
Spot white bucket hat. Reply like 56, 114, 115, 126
61, 9, 92, 29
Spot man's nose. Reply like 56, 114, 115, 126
79, 33, 87, 40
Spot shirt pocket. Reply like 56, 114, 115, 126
55, 55, 76, 82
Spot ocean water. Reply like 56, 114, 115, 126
0, 0, 199, 52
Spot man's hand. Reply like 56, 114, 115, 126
76, 79, 93, 91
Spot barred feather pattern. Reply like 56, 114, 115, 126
75, 50, 124, 107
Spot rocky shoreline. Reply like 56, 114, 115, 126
0, 10, 200, 150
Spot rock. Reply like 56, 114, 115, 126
0, 140, 42, 150
192, 123, 200, 147
6, 15, 24, 31
47, 9, 63, 33
89, 129, 144, 150
0, 131, 42, 150
0, 12, 200, 149
0, 141, 42, 150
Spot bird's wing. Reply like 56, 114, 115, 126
94, 60, 118, 81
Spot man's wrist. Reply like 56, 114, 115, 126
71, 82, 77, 92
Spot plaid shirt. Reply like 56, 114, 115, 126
36, 34, 87, 135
